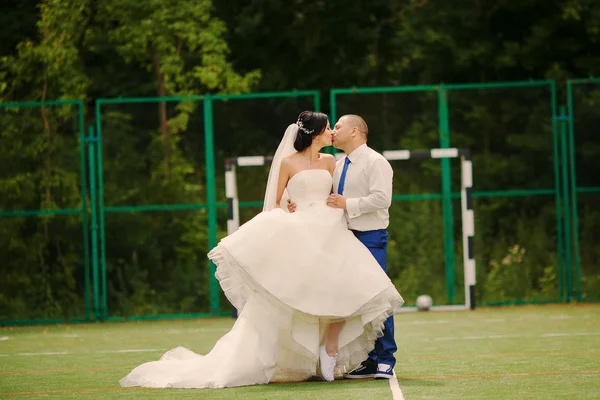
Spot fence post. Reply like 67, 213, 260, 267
327, 90, 338, 155
549, 84, 567, 302
566, 83, 582, 301
204, 96, 220, 315
86, 125, 101, 320
437, 86, 456, 304
94, 101, 108, 320
558, 106, 573, 301
78, 104, 91, 321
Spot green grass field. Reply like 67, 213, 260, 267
1, 304, 599, 399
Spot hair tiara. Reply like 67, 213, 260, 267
296, 120, 314, 135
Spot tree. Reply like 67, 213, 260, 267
98, 0, 260, 174
0, 0, 94, 319
2, 0, 600, 318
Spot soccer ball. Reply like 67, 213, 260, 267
416, 295, 433, 311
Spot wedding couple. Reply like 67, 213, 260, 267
120, 111, 404, 389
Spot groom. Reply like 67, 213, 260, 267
289, 114, 396, 379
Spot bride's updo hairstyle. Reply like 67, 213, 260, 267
293, 111, 328, 152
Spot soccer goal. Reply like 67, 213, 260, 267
224, 148, 476, 311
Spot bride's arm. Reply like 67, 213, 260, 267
275, 159, 291, 207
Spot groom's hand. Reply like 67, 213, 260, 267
327, 194, 347, 210
287, 199, 296, 213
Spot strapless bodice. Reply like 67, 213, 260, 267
286, 169, 332, 209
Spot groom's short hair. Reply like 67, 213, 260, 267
343, 114, 368, 140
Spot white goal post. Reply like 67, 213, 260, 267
224, 148, 476, 310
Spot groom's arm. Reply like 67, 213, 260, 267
345, 158, 393, 219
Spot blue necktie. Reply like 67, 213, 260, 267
337, 157, 351, 195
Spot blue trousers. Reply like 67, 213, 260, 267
352, 229, 396, 368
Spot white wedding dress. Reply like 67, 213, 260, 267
120, 124, 404, 389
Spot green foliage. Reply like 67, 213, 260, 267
1, 0, 91, 100
0, 0, 258, 319
1, 0, 600, 320
388, 199, 446, 305
577, 195, 600, 300
0, 102, 84, 319
0, 5, 89, 323
98, 0, 260, 95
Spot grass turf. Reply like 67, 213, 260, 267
1, 304, 599, 399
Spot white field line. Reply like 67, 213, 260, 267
389, 370, 405, 400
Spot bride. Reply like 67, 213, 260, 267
120, 111, 404, 389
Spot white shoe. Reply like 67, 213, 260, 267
319, 345, 337, 382
374, 363, 394, 379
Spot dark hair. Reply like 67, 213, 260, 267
293, 111, 328, 152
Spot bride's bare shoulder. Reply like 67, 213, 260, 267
282, 153, 300, 164
320, 153, 336, 165
280, 154, 298, 170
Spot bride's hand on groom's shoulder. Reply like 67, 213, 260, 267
287, 199, 296, 213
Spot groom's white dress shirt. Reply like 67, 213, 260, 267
332, 144, 393, 232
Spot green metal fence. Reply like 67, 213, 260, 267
0, 82, 597, 326
330, 81, 566, 306
0, 100, 91, 325
93, 91, 319, 321
566, 79, 600, 302
94, 94, 212, 322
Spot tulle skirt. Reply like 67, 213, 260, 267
120, 204, 403, 388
